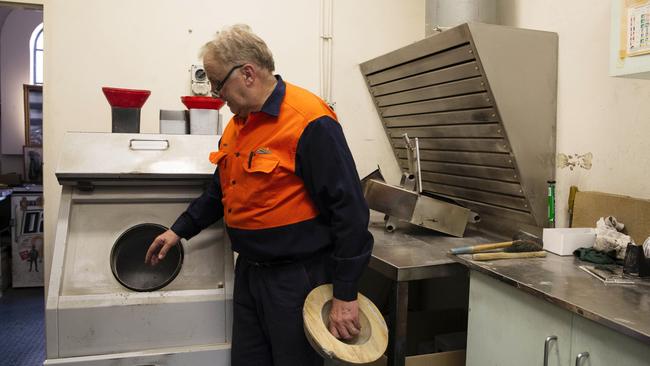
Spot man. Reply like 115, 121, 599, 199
145, 24, 373, 366
28, 243, 39, 272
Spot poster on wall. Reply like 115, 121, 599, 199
23, 146, 43, 183
627, 3, 650, 56
12, 196, 44, 288
619, 0, 650, 59
14, 233, 44, 284
23, 84, 43, 146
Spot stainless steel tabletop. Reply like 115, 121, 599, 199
367, 211, 501, 366
452, 253, 650, 346
367, 212, 499, 282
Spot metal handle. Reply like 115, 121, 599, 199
414, 137, 422, 193
129, 139, 170, 150
543, 335, 557, 366
575, 352, 589, 366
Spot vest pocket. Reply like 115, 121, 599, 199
240, 154, 281, 209
242, 154, 279, 174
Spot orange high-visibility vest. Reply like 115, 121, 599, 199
209, 82, 337, 230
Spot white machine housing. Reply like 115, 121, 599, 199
45, 132, 232, 365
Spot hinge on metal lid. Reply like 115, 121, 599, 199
77, 181, 95, 192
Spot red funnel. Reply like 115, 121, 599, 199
102, 87, 151, 108
181, 96, 225, 110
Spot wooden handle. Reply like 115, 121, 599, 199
451, 241, 513, 254
472, 251, 547, 261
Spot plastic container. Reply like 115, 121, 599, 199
543, 228, 596, 256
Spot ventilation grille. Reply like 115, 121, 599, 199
361, 25, 540, 226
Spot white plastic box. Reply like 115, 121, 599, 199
543, 228, 596, 256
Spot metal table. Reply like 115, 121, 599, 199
367, 212, 498, 366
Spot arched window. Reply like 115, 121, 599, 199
29, 23, 43, 85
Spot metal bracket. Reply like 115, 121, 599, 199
402, 133, 422, 193
77, 181, 95, 192
383, 133, 422, 232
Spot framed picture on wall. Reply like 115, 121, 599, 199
23, 145, 43, 183
23, 84, 43, 146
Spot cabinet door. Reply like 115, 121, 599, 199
571, 315, 650, 366
466, 271, 572, 366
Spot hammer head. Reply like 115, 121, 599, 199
512, 230, 543, 246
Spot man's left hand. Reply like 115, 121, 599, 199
328, 297, 360, 340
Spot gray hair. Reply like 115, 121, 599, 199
201, 24, 275, 72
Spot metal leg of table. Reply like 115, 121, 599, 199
387, 281, 408, 366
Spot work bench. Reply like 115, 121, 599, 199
452, 252, 650, 366
367, 212, 499, 366
367, 210, 650, 366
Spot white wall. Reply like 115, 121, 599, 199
0, 8, 42, 156
35, 0, 650, 293
498, 0, 650, 228
332, 0, 422, 181
41, 0, 424, 290
0, 6, 15, 175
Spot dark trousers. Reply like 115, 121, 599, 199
231, 253, 330, 366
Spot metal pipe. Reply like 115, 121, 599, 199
425, 0, 497, 36
319, 0, 334, 105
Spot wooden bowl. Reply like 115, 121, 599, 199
303, 284, 388, 364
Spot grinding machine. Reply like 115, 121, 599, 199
45, 132, 232, 365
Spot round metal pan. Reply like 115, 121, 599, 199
110, 223, 183, 292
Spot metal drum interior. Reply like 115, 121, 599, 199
110, 223, 183, 291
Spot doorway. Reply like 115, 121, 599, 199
0, 3, 45, 365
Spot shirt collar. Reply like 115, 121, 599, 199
258, 75, 284, 117
233, 75, 284, 125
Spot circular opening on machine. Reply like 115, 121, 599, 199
110, 223, 183, 292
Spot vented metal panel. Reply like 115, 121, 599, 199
361, 23, 558, 228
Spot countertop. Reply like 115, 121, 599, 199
452, 252, 650, 346
367, 211, 499, 281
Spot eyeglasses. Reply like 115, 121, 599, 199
210, 64, 244, 98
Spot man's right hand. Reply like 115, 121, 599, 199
145, 229, 181, 266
